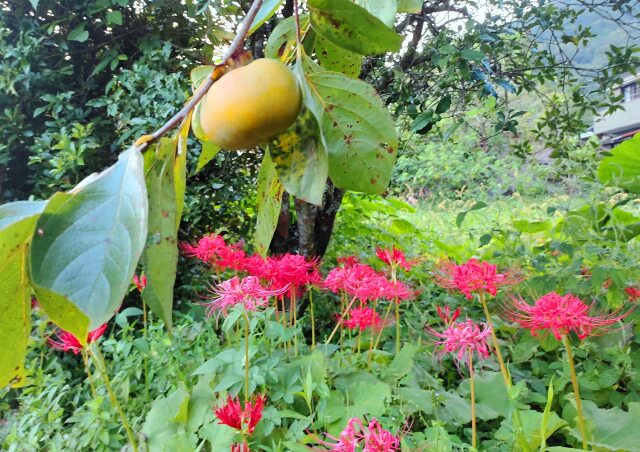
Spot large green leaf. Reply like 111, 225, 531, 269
397, 0, 422, 13
306, 71, 398, 194
308, 0, 402, 55
174, 117, 189, 231
142, 384, 197, 451
496, 409, 567, 450
30, 147, 148, 339
142, 137, 179, 330
568, 400, 640, 451
598, 133, 640, 193
0, 201, 46, 387
249, 0, 285, 34
254, 152, 285, 256
315, 36, 362, 77
270, 109, 329, 205
354, 0, 397, 27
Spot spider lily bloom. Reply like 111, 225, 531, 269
48, 324, 108, 355
264, 253, 321, 294
426, 319, 492, 366
133, 273, 147, 292
214, 394, 266, 436
434, 258, 521, 300
336, 255, 359, 268
503, 292, 634, 341
625, 286, 640, 301
436, 305, 461, 325
181, 234, 246, 272
318, 417, 400, 452
204, 276, 289, 318
376, 246, 415, 272
343, 307, 385, 332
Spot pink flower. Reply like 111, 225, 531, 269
214, 394, 266, 435
133, 273, 147, 292
435, 258, 521, 299
318, 417, 399, 451
376, 246, 415, 272
263, 253, 321, 294
343, 307, 384, 332
426, 319, 492, 364
204, 276, 288, 317
436, 305, 461, 325
48, 324, 108, 355
504, 292, 634, 340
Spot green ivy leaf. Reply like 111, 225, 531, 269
142, 138, 179, 330
305, 71, 398, 194
68, 25, 89, 42
270, 109, 329, 205
30, 147, 148, 339
308, 0, 402, 55
254, 152, 284, 256
598, 133, 640, 193
249, 0, 285, 35
315, 36, 362, 77
0, 201, 46, 387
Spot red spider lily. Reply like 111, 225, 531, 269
426, 319, 491, 365
231, 442, 249, 452
376, 246, 415, 272
342, 307, 385, 332
204, 276, 289, 317
48, 324, 108, 355
434, 258, 521, 300
436, 305, 461, 325
263, 253, 321, 294
503, 292, 634, 341
31, 297, 39, 310
241, 254, 268, 278
214, 394, 266, 436
133, 273, 147, 292
336, 255, 359, 268
383, 280, 415, 301
318, 417, 399, 451
181, 234, 246, 272
625, 286, 640, 301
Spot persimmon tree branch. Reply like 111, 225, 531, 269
135, 0, 264, 152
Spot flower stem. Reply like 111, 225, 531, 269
243, 311, 251, 404
310, 288, 316, 350
90, 346, 138, 452
81, 349, 97, 399
479, 294, 511, 389
563, 335, 588, 450
142, 297, 149, 399
326, 296, 358, 344
469, 351, 477, 450
392, 269, 401, 354
373, 300, 395, 350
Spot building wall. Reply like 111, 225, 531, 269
594, 97, 640, 135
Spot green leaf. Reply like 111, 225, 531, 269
249, 0, 285, 34
30, 147, 147, 339
68, 25, 89, 42
142, 384, 196, 452
175, 116, 189, 230
569, 400, 640, 451
305, 71, 398, 194
308, 0, 402, 55
496, 409, 567, 450
190, 65, 214, 91
265, 16, 309, 60
142, 138, 179, 330
354, 0, 397, 27
460, 48, 485, 62
270, 109, 329, 205
195, 141, 220, 173
382, 343, 414, 382
396, 0, 422, 13
315, 36, 363, 77
106, 10, 123, 25
458, 372, 508, 420
435, 94, 452, 114
29, 0, 38, 9
513, 219, 552, 233
254, 152, 284, 256
598, 133, 640, 193
0, 201, 46, 387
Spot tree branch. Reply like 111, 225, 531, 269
135, 0, 264, 152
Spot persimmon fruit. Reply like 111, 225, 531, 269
199, 58, 302, 150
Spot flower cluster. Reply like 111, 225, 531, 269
181, 234, 247, 272
48, 324, 108, 355
426, 319, 492, 365
319, 417, 400, 451
343, 307, 384, 332
324, 263, 413, 302
214, 394, 266, 436
435, 258, 520, 299
503, 292, 634, 340
205, 276, 289, 317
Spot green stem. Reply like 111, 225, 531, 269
243, 311, 251, 404
391, 269, 401, 354
310, 288, 316, 350
469, 351, 477, 450
81, 349, 97, 399
90, 346, 138, 452
325, 296, 358, 344
479, 294, 511, 389
142, 297, 149, 398
374, 299, 395, 350
563, 335, 588, 450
